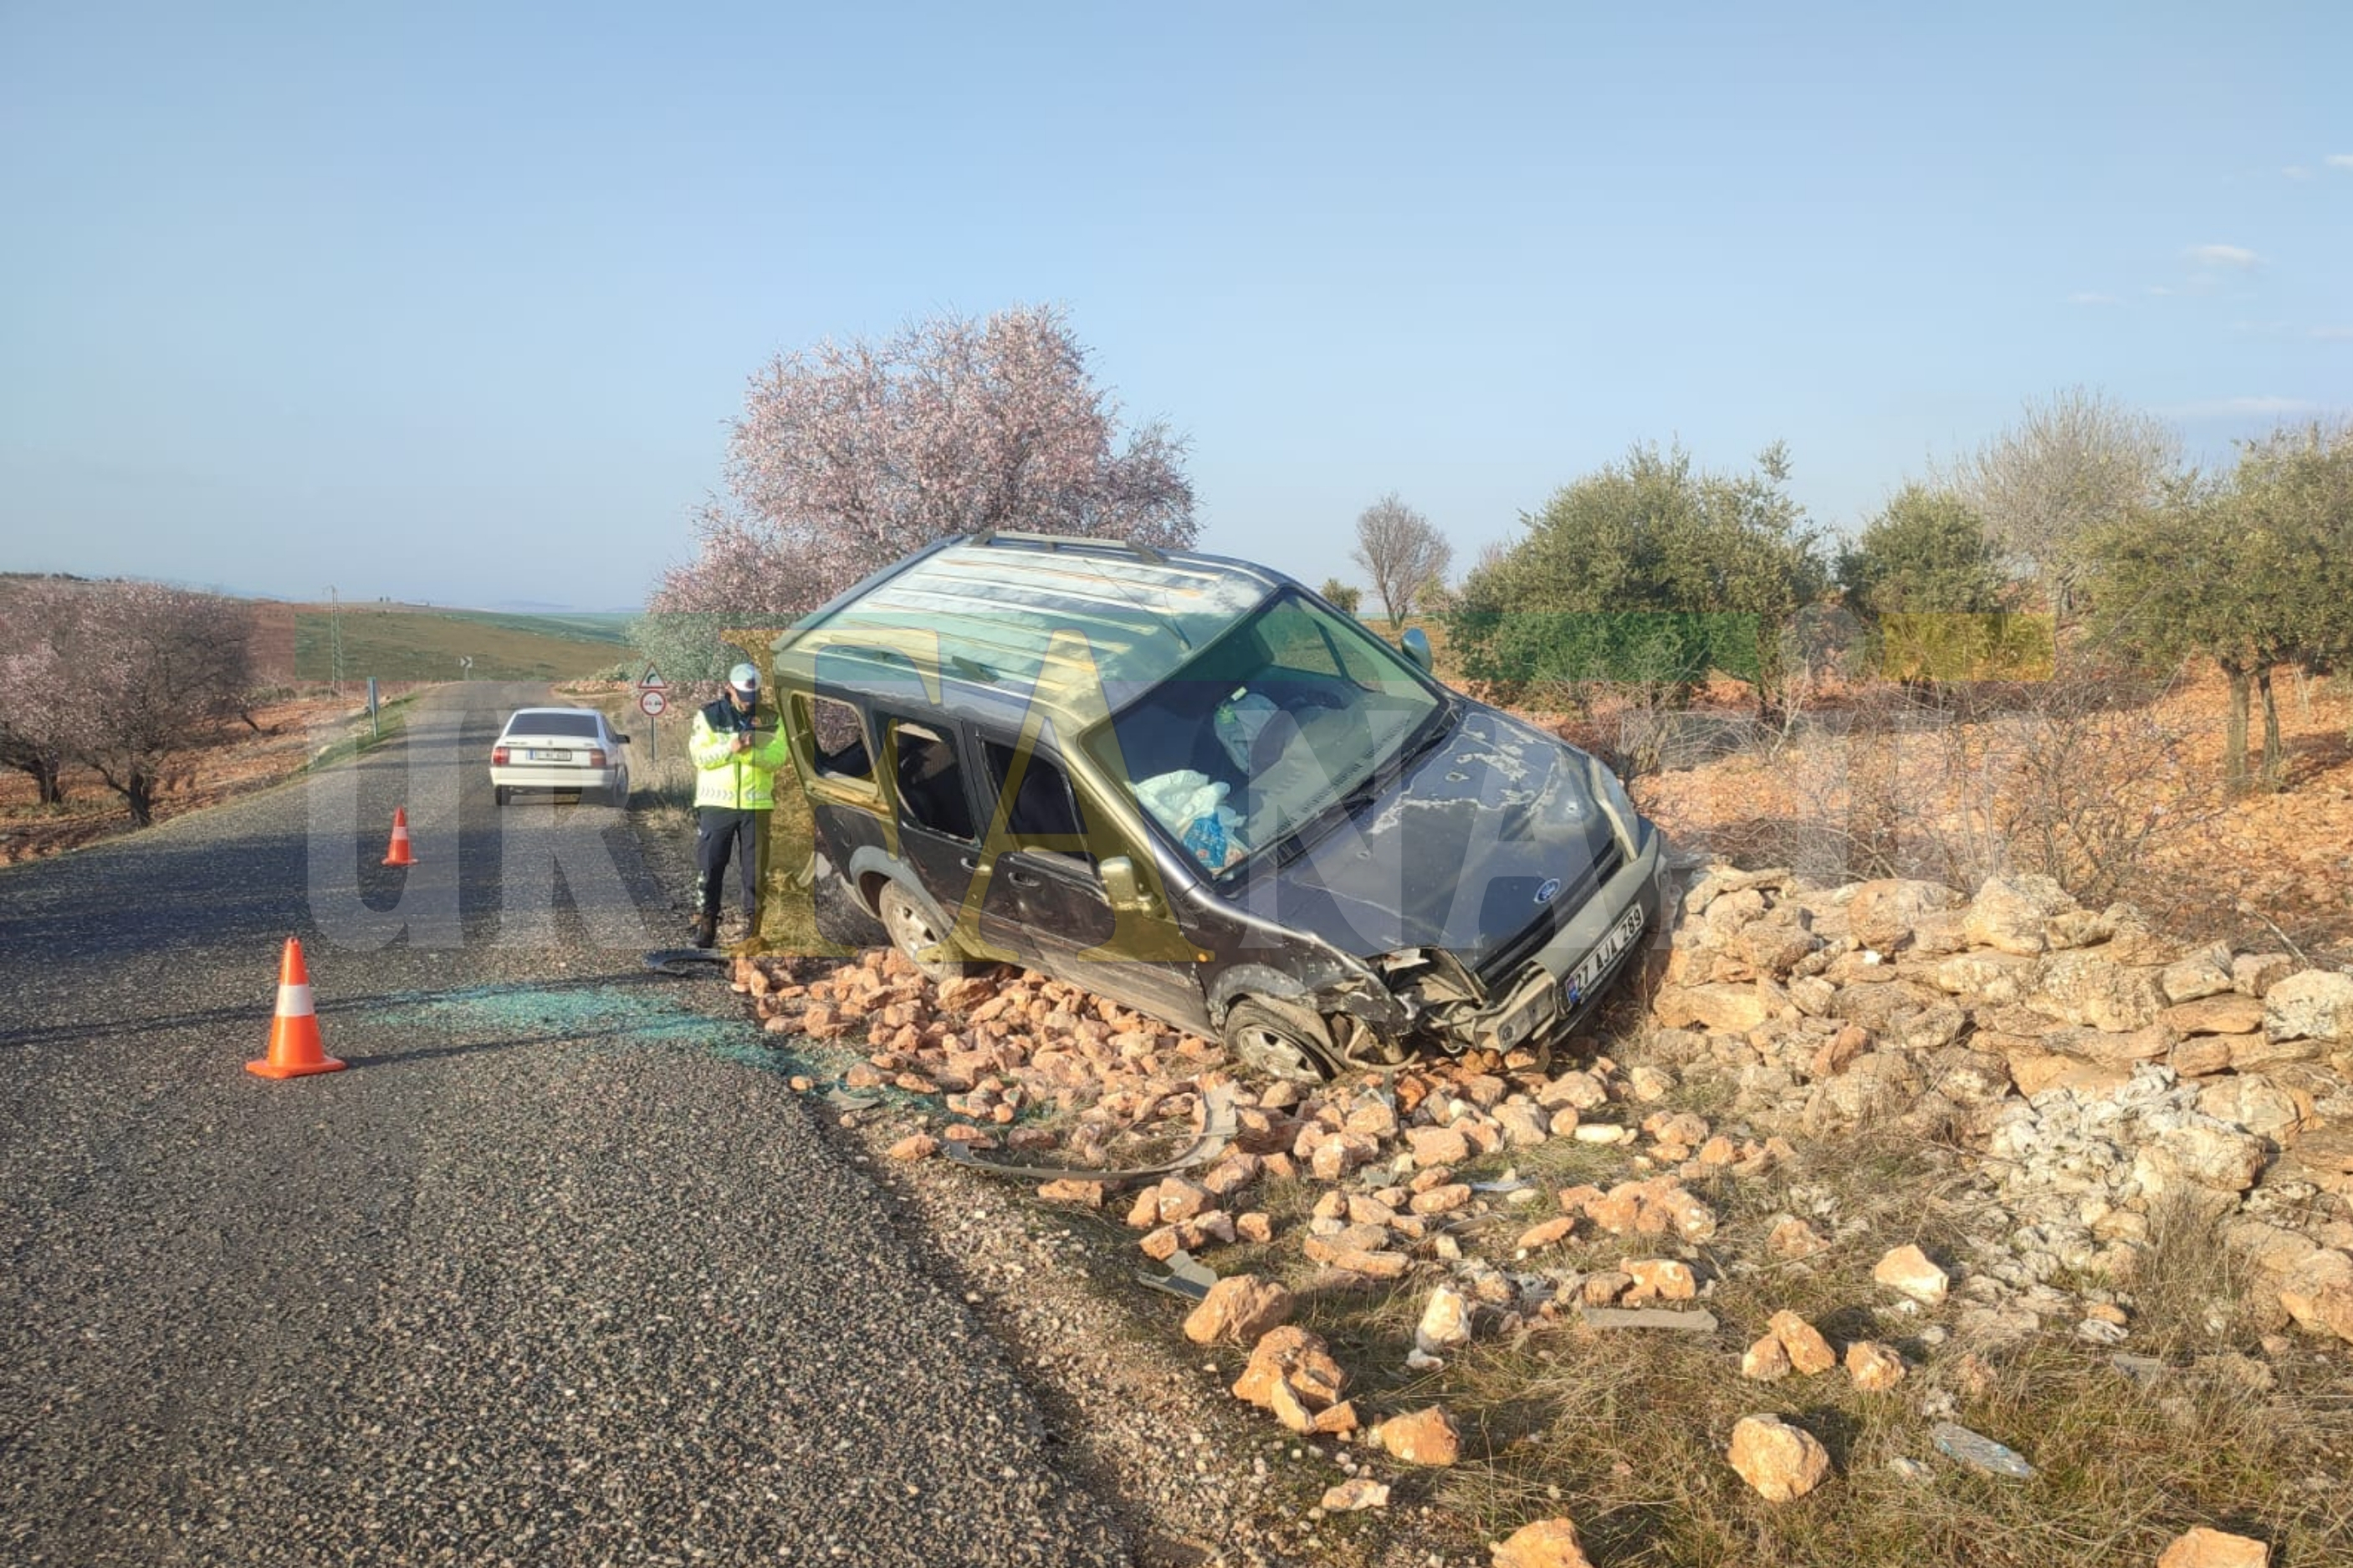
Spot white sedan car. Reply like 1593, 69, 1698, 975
492, 707, 632, 806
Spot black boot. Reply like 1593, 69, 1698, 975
691, 912, 718, 950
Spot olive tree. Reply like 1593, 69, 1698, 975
1836, 486, 2042, 682
2087, 423, 2353, 791
1450, 441, 1826, 720
1317, 577, 1363, 615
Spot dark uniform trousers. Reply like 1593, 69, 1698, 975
695, 807, 763, 920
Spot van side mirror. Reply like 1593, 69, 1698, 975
1099, 856, 1157, 914
1400, 626, 1433, 673
617, 734, 632, 744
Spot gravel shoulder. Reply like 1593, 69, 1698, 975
621, 750, 1454, 1568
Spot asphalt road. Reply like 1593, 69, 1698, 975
0, 682, 1128, 1567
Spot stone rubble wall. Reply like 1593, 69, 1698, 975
1656, 866, 2353, 1343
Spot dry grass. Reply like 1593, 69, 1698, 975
2126, 1193, 2271, 1353
1262, 1055, 2353, 1566
1426, 1325, 2351, 1566
1629, 672, 2211, 914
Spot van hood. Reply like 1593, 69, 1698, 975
1231, 704, 1621, 968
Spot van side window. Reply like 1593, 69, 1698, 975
892, 722, 974, 840
983, 740, 1091, 861
800, 695, 872, 781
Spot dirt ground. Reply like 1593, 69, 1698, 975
1578, 663, 2353, 964
0, 692, 385, 866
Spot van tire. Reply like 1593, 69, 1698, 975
1222, 999, 1338, 1084
876, 882, 983, 982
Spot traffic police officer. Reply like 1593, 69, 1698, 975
688, 661, 790, 948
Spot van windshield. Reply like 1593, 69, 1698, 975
1085, 590, 1445, 878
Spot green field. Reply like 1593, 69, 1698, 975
428, 609, 635, 644
294, 606, 630, 682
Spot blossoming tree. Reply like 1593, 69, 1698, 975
636, 305, 1196, 684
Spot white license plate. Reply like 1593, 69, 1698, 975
529, 748, 572, 763
1564, 904, 1645, 1005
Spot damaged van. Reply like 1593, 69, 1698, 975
771, 531, 1669, 1080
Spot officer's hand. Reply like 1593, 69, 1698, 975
734, 733, 753, 753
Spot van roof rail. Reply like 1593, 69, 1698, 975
969, 529, 1164, 564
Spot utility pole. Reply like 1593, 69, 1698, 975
329, 585, 344, 694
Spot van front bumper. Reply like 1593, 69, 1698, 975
1451, 820, 1670, 1055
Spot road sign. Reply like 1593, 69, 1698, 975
637, 665, 668, 692
638, 688, 668, 718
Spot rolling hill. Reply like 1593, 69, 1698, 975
291, 604, 630, 682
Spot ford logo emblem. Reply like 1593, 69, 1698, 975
1534, 878, 1563, 904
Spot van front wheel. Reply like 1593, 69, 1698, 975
877, 882, 982, 982
1222, 999, 1338, 1084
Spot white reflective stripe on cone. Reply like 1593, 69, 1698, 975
276, 983, 315, 1017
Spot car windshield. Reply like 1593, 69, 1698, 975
1085, 590, 1445, 879
505, 712, 600, 738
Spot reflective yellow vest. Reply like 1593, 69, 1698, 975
689, 697, 790, 810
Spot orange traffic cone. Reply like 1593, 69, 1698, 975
247, 937, 346, 1079
381, 806, 416, 866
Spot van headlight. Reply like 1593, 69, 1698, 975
1588, 754, 1638, 850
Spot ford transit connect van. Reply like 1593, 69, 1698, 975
772, 531, 1668, 1080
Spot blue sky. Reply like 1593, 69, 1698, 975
3, 1, 2346, 610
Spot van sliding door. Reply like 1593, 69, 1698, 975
974, 738, 1210, 1034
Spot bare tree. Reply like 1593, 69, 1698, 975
1944, 386, 2179, 621
0, 580, 255, 825
1349, 493, 1452, 626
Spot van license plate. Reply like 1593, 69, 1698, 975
1565, 905, 1645, 1004
530, 749, 571, 763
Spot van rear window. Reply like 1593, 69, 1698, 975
892, 722, 974, 840
801, 696, 872, 781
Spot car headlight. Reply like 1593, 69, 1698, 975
1588, 753, 1638, 849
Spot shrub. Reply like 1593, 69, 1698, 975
1448, 440, 1826, 719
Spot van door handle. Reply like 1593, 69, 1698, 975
1007, 869, 1043, 889
959, 856, 982, 872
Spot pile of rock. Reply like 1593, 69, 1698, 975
742, 949, 1229, 1154
739, 947, 1781, 1312
733, 864, 2353, 1502
1964, 1064, 2252, 1331
1654, 866, 2353, 1346
739, 947, 1807, 1459
738, 873, 2353, 1362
